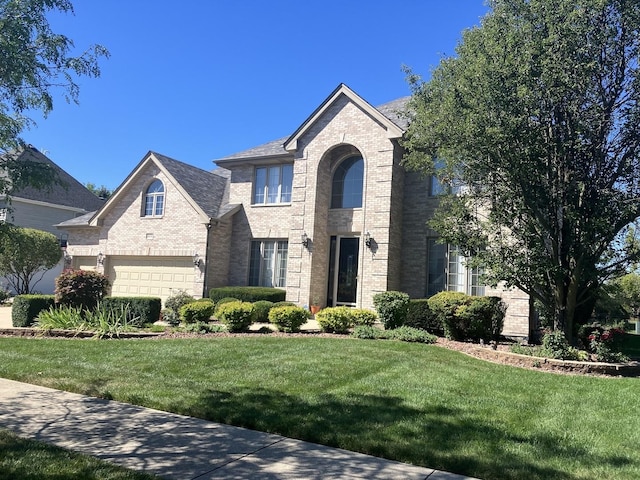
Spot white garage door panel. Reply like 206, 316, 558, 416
108, 256, 195, 302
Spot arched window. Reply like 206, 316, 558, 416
331, 156, 363, 208
143, 179, 164, 217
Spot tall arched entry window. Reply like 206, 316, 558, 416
331, 156, 363, 208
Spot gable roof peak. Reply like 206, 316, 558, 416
284, 83, 404, 152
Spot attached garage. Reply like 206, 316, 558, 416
73, 256, 99, 272
107, 256, 196, 303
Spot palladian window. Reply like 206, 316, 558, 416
331, 156, 363, 209
143, 179, 165, 217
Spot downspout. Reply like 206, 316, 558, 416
360, 155, 369, 308
202, 220, 213, 298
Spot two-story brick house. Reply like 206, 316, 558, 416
58, 84, 531, 337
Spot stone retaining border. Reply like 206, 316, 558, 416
467, 346, 640, 377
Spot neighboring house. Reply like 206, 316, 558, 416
1, 147, 105, 293
58, 84, 532, 337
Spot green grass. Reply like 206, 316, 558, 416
0, 428, 157, 480
0, 336, 639, 480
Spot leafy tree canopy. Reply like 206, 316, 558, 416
0, 224, 61, 293
0, 0, 109, 197
402, 0, 640, 339
85, 182, 112, 200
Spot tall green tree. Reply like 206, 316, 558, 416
402, 0, 640, 339
0, 0, 109, 196
0, 225, 61, 293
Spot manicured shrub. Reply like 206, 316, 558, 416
209, 286, 286, 304
163, 289, 196, 325
215, 301, 254, 332
12, 294, 55, 327
406, 299, 441, 333
215, 297, 240, 308
272, 301, 296, 308
351, 325, 387, 340
387, 326, 438, 344
351, 308, 377, 326
268, 305, 309, 333
252, 300, 274, 323
315, 306, 353, 334
372, 291, 410, 329
456, 296, 506, 342
101, 296, 162, 327
427, 291, 471, 340
179, 299, 216, 324
428, 292, 506, 341
55, 269, 109, 310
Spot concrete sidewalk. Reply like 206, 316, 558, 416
0, 378, 477, 479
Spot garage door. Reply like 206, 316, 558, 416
107, 256, 195, 302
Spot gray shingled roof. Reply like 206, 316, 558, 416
150, 152, 229, 219
6, 147, 105, 211
215, 96, 411, 163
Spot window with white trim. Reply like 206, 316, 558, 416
249, 240, 288, 287
143, 179, 165, 217
426, 238, 484, 297
253, 164, 293, 204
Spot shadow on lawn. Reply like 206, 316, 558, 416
169, 387, 633, 480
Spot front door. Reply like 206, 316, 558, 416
327, 236, 359, 306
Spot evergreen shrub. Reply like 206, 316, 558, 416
215, 301, 254, 332
209, 286, 285, 303
372, 291, 410, 329
179, 299, 215, 324
315, 306, 353, 334
12, 294, 55, 327
102, 296, 162, 327
268, 305, 309, 333
252, 300, 274, 323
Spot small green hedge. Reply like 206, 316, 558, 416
215, 301, 254, 332
209, 286, 286, 304
373, 291, 410, 329
179, 299, 215, 324
268, 305, 309, 333
101, 297, 162, 327
12, 295, 55, 327
253, 300, 274, 323
427, 292, 505, 342
406, 299, 442, 333
316, 306, 354, 334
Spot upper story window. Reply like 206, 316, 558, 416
429, 159, 461, 196
253, 164, 293, 205
331, 156, 363, 208
143, 179, 165, 217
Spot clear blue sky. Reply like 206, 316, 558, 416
25, 1, 489, 190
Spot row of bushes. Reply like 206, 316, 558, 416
12, 294, 162, 328
372, 291, 506, 342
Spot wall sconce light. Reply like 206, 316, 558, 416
364, 231, 372, 248
301, 232, 310, 248
193, 253, 201, 266
97, 252, 105, 265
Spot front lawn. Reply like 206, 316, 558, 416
0, 336, 638, 480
